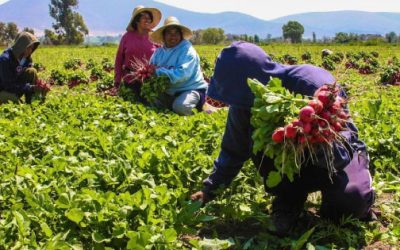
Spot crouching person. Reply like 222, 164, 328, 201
191, 41, 375, 236
149, 16, 208, 115
0, 32, 41, 104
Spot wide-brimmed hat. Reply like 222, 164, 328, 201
150, 16, 193, 44
126, 5, 162, 31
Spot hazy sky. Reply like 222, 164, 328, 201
0, 0, 399, 20
155, 0, 400, 20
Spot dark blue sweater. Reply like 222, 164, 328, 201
0, 48, 33, 95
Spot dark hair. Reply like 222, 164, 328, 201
162, 26, 183, 39
131, 11, 153, 30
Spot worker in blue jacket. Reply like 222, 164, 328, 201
0, 32, 41, 104
191, 41, 375, 236
150, 16, 208, 115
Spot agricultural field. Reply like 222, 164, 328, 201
0, 44, 399, 249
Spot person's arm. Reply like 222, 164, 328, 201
201, 107, 253, 197
0, 60, 33, 95
114, 35, 126, 86
155, 48, 198, 84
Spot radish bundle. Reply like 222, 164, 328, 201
122, 59, 170, 104
249, 78, 351, 187
32, 79, 51, 102
35, 79, 51, 92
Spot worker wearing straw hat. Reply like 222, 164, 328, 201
149, 16, 208, 115
113, 5, 162, 92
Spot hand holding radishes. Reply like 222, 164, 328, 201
121, 59, 170, 104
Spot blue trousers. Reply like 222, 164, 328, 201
255, 151, 374, 220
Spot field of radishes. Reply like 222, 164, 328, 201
0, 44, 399, 249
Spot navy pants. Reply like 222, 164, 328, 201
256, 151, 374, 221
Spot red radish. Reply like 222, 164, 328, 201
303, 122, 312, 134
284, 124, 297, 139
321, 110, 331, 121
322, 129, 333, 139
299, 106, 315, 123
35, 79, 51, 92
332, 122, 343, 132
314, 85, 330, 96
298, 135, 307, 144
314, 134, 326, 143
318, 120, 327, 128
308, 99, 324, 113
292, 119, 303, 128
337, 111, 350, 120
316, 90, 335, 107
311, 128, 320, 136
272, 127, 285, 143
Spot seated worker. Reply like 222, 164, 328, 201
150, 16, 208, 115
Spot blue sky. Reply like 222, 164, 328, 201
157, 0, 400, 20
1, 0, 399, 20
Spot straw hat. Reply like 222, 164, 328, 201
126, 5, 162, 31
150, 16, 193, 44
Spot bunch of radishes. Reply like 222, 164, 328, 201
124, 59, 156, 84
35, 79, 51, 93
272, 83, 350, 145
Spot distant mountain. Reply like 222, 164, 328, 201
0, 0, 399, 38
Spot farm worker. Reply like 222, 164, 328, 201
191, 41, 375, 236
0, 31, 42, 104
149, 16, 208, 115
113, 5, 162, 95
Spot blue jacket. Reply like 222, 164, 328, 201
203, 41, 367, 195
150, 40, 208, 95
0, 48, 33, 95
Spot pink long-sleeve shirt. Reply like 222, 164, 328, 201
114, 31, 159, 84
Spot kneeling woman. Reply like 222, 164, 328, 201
150, 16, 208, 115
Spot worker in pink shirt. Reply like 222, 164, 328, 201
113, 5, 162, 95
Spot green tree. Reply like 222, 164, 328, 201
248, 35, 254, 43
201, 28, 225, 44
190, 29, 204, 45
282, 21, 304, 43
0, 22, 19, 45
312, 32, 316, 43
0, 22, 6, 45
43, 29, 63, 45
254, 34, 260, 44
23, 27, 35, 35
385, 31, 397, 43
49, 0, 89, 45
334, 32, 350, 43
6, 22, 19, 42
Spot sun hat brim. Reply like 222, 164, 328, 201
126, 7, 162, 32
150, 22, 193, 44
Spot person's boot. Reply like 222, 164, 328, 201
269, 196, 305, 237
269, 207, 303, 236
